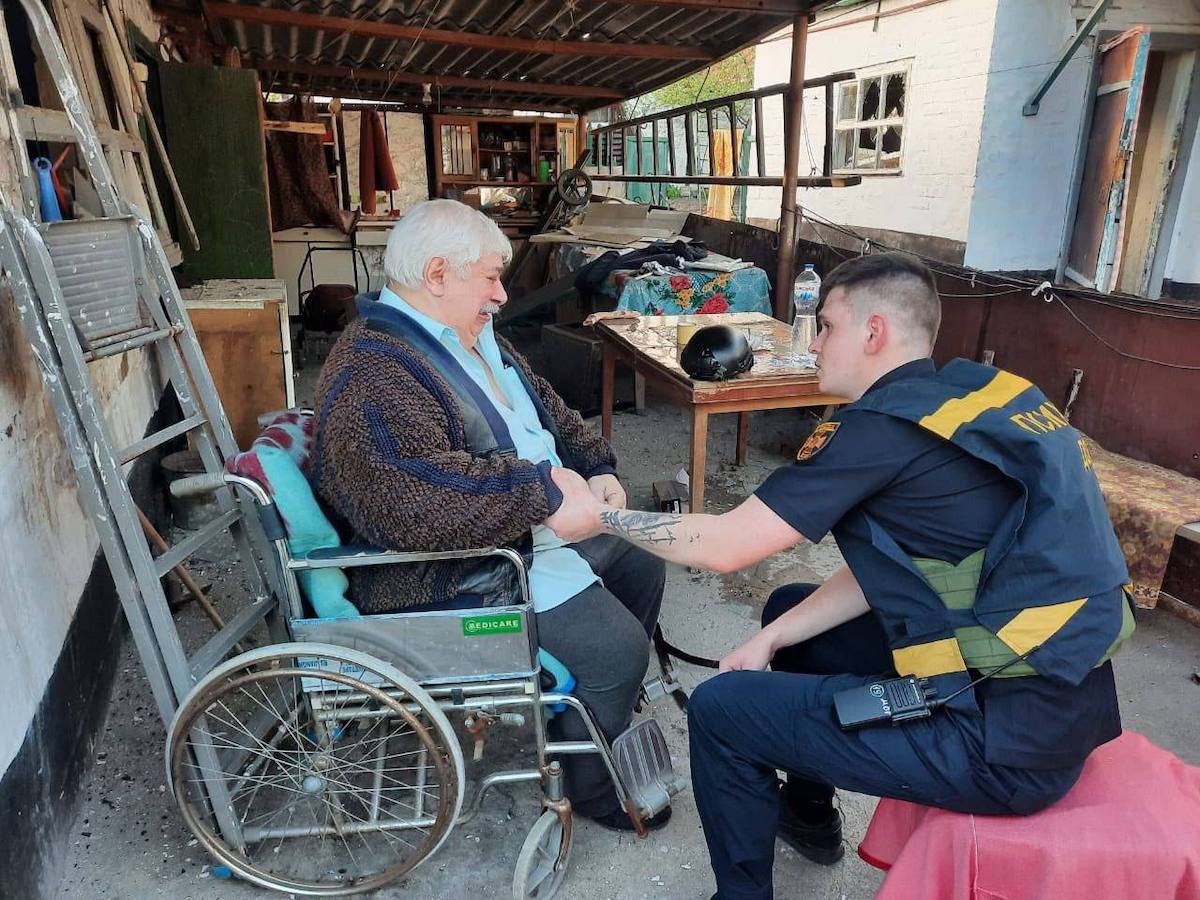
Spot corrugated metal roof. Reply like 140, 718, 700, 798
156, 0, 830, 112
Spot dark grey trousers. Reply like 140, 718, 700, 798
535, 534, 666, 816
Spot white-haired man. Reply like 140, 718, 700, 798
308, 199, 669, 831
545, 252, 1134, 898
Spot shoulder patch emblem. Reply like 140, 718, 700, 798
797, 421, 840, 461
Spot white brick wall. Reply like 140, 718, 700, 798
967, 0, 1200, 274
747, 0, 1001, 245
749, 0, 1200, 285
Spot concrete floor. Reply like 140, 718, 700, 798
58, 353, 1200, 900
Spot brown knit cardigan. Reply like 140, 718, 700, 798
307, 314, 617, 613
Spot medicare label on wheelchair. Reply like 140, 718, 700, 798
166, 411, 685, 898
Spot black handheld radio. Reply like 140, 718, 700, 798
833, 645, 1040, 731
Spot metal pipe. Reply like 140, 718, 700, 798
774, 13, 810, 321
455, 770, 543, 825
243, 815, 440, 842
588, 174, 857, 187
1023, 0, 1113, 116
82, 325, 181, 362
544, 741, 602, 755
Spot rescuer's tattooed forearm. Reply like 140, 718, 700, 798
599, 509, 682, 546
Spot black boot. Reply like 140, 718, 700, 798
776, 784, 844, 865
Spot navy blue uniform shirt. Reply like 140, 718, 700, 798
756, 359, 1121, 770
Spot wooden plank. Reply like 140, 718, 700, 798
262, 119, 326, 135
103, 0, 199, 250
15, 106, 142, 152
254, 59, 624, 100
204, 3, 714, 61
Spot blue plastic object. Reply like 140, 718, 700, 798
538, 648, 575, 714
210, 865, 234, 880
33, 157, 62, 222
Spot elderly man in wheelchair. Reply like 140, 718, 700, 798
165, 199, 683, 898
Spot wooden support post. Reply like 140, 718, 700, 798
774, 14, 809, 321
736, 412, 751, 465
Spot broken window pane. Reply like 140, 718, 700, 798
860, 77, 881, 121
834, 129, 855, 169
884, 73, 905, 119
838, 82, 858, 123
856, 126, 878, 168
881, 126, 902, 168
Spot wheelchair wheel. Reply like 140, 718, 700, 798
512, 809, 572, 900
167, 643, 464, 896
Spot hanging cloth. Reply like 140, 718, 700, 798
358, 110, 399, 214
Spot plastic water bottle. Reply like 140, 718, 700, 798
791, 264, 821, 356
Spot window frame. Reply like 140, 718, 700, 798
832, 61, 910, 177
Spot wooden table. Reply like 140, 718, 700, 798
597, 312, 845, 512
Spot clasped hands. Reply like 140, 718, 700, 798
545, 466, 775, 674
545, 468, 623, 542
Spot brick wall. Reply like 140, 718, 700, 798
747, 0, 1000, 244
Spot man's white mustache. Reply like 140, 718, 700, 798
481, 302, 503, 315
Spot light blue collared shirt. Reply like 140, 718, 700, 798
377, 286, 599, 613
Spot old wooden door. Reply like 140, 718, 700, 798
1065, 28, 1152, 292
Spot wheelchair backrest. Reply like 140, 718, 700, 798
226, 411, 358, 619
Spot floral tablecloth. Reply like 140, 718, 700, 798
1086, 437, 1200, 608
602, 267, 772, 317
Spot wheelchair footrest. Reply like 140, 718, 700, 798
611, 719, 686, 818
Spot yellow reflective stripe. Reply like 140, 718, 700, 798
995, 598, 1087, 656
919, 370, 1033, 439
892, 638, 967, 678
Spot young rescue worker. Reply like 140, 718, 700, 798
545, 252, 1135, 900
309, 200, 669, 832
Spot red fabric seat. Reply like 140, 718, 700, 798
857, 732, 1200, 900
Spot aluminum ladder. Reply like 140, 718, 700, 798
0, 0, 286, 843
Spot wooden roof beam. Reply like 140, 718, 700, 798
253, 59, 625, 100
607, 0, 809, 14
203, 3, 715, 61
281, 83, 579, 114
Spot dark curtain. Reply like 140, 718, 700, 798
265, 96, 349, 232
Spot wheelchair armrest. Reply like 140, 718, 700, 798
297, 544, 527, 571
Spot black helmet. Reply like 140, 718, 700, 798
680, 325, 755, 381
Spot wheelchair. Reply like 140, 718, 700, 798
165, 411, 686, 897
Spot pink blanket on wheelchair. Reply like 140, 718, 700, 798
858, 732, 1200, 900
